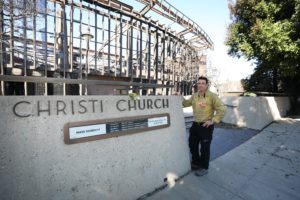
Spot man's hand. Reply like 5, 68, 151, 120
202, 120, 213, 128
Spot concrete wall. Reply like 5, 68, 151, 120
0, 96, 190, 200
221, 96, 290, 130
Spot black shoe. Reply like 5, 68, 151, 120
191, 163, 201, 170
195, 168, 208, 176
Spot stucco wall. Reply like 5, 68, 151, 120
221, 96, 290, 130
0, 96, 190, 200
183, 96, 290, 130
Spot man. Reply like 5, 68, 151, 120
182, 76, 226, 176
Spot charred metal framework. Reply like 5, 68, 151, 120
0, 0, 213, 96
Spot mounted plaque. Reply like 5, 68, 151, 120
64, 113, 170, 144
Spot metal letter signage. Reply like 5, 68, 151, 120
64, 113, 170, 144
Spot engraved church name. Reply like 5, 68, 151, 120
12, 98, 169, 118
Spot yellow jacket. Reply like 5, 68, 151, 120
182, 91, 226, 123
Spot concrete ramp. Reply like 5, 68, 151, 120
0, 96, 190, 200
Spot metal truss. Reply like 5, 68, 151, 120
0, 0, 212, 96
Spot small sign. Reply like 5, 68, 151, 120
64, 113, 170, 144
69, 124, 106, 139
148, 116, 168, 127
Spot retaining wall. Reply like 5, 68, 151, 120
183, 96, 290, 130
221, 96, 290, 130
0, 96, 190, 200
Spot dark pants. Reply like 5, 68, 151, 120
189, 122, 214, 169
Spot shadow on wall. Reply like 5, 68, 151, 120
221, 96, 290, 130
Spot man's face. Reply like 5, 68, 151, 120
197, 79, 208, 92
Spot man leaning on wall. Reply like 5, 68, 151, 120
175, 76, 226, 176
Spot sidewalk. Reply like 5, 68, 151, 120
144, 117, 300, 200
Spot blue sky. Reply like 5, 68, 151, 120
167, 0, 255, 81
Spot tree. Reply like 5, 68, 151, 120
1, 0, 37, 18
1, 0, 48, 38
226, 0, 300, 93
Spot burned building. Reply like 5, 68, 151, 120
0, 0, 213, 96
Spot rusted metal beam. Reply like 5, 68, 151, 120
0, 75, 174, 88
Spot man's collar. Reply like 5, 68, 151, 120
198, 90, 207, 97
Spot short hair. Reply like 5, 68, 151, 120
198, 76, 209, 84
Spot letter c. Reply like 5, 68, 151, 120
13, 101, 31, 118
154, 99, 162, 108
116, 99, 126, 111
